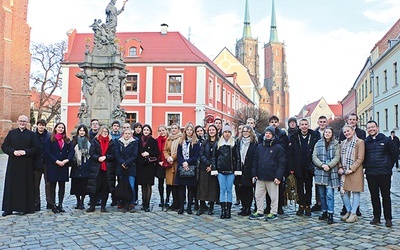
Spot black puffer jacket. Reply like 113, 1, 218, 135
364, 133, 398, 175
212, 138, 240, 174
252, 138, 285, 181
87, 138, 116, 194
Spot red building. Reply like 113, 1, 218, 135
61, 28, 254, 134
0, 0, 31, 143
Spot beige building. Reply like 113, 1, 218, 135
354, 58, 373, 130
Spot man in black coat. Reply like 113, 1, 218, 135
33, 119, 51, 210
2, 115, 38, 216
287, 118, 318, 217
364, 121, 398, 227
390, 130, 399, 171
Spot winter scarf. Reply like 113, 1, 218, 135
157, 135, 167, 161
240, 137, 251, 164
75, 136, 90, 166
98, 135, 110, 171
119, 136, 135, 147
54, 133, 64, 150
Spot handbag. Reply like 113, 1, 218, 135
146, 156, 158, 163
162, 160, 172, 168
179, 165, 196, 178
114, 179, 133, 202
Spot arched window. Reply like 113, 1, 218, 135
129, 47, 137, 57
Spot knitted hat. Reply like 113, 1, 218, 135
263, 126, 275, 137
288, 117, 297, 126
222, 124, 232, 133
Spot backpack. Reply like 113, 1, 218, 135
284, 173, 298, 206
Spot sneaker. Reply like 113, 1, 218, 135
249, 212, 264, 220
265, 213, 278, 221
310, 203, 321, 212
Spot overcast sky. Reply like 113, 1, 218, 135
27, 0, 400, 116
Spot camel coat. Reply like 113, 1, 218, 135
163, 133, 182, 185
340, 138, 365, 192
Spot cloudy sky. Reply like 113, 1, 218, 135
27, 0, 400, 116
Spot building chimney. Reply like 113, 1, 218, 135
161, 23, 168, 35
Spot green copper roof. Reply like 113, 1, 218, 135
269, 0, 279, 43
242, 0, 252, 38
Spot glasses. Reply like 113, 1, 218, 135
18, 120, 28, 123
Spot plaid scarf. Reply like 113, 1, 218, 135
314, 139, 340, 187
340, 136, 357, 193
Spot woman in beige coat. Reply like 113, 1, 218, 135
339, 124, 365, 223
163, 123, 182, 210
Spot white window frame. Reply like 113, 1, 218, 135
166, 112, 182, 127
125, 74, 139, 93
166, 74, 183, 94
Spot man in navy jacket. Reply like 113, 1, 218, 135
364, 121, 398, 227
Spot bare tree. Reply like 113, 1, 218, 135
30, 41, 66, 123
232, 106, 270, 133
329, 117, 346, 139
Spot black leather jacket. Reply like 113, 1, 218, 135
212, 139, 240, 174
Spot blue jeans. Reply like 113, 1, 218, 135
217, 173, 235, 202
120, 175, 136, 205
318, 185, 335, 213
341, 191, 360, 214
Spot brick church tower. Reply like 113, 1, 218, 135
259, 0, 290, 121
235, 0, 259, 83
0, 0, 31, 143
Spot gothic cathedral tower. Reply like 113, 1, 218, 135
260, 0, 290, 121
235, 0, 259, 84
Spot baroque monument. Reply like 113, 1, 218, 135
76, 0, 128, 126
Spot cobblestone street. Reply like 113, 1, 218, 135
1, 154, 400, 249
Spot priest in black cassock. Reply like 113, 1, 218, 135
1, 115, 37, 216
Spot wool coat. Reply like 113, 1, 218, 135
115, 138, 138, 177
340, 138, 365, 192
45, 138, 75, 182
136, 136, 159, 185
163, 133, 182, 185
175, 141, 200, 186
312, 139, 340, 187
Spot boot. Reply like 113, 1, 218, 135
86, 205, 95, 213
75, 197, 81, 209
79, 196, 85, 210
238, 207, 246, 216
327, 213, 334, 224
319, 211, 328, 220
57, 204, 65, 213
52, 205, 60, 214
159, 197, 165, 208
304, 206, 311, 216
220, 202, 226, 219
296, 205, 304, 216
196, 201, 205, 215
187, 204, 193, 214
225, 202, 232, 219
208, 202, 214, 215
345, 213, 358, 223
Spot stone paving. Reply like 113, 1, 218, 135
1, 153, 400, 249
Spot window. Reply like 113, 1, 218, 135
168, 75, 182, 93
129, 47, 137, 57
394, 62, 398, 86
376, 76, 379, 97
370, 76, 372, 93
216, 84, 221, 102
209, 79, 213, 98
126, 113, 137, 125
365, 80, 368, 98
385, 108, 388, 130
232, 94, 235, 109
167, 113, 181, 126
361, 84, 364, 101
395, 105, 399, 128
376, 111, 380, 126
222, 88, 226, 104
125, 75, 138, 92
384, 70, 388, 92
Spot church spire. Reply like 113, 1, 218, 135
269, 0, 279, 43
242, 0, 252, 38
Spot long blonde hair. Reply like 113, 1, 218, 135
180, 122, 198, 145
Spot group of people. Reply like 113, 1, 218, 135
1, 114, 399, 228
